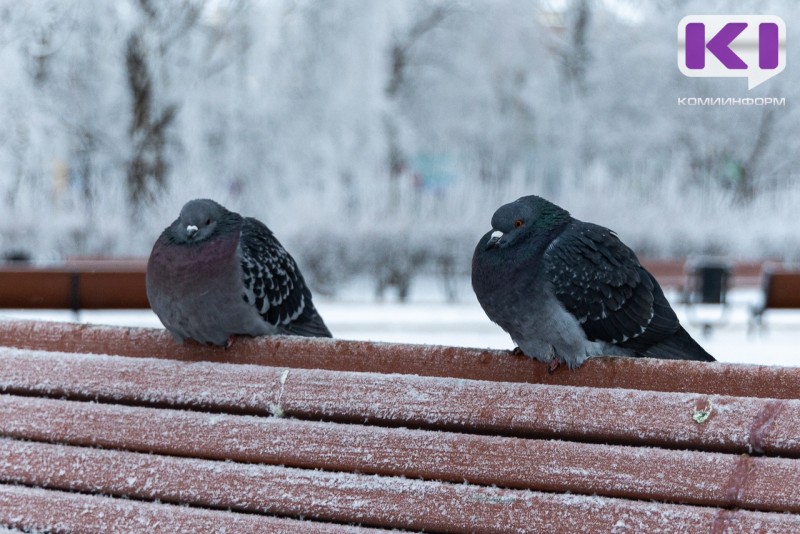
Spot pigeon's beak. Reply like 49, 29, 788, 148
186, 225, 198, 239
485, 230, 504, 250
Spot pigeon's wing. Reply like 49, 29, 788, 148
239, 218, 331, 337
543, 221, 678, 351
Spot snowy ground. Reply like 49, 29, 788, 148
2, 277, 797, 368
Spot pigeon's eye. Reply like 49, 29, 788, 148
205, 218, 211, 225
514, 219, 524, 228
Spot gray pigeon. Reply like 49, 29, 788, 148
472, 195, 715, 370
147, 198, 332, 345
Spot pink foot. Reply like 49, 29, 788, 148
225, 335, 237, 349
547, 357, 561, 374
511, 346, 525, 357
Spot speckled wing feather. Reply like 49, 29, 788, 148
239, 218, 331, 337
544, 221, 679, 352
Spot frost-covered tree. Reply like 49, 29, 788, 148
1, 0, 799, 285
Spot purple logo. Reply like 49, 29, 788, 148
678, 16, 786, 89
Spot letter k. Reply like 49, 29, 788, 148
686, 22, 748, 69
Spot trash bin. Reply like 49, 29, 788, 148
693, 265, 730, 304
685, 258, 732, 335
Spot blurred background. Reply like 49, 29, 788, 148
0, 0, 797, 364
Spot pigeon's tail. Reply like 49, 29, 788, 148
281, 306, 333, 338
641, 326, 715, 362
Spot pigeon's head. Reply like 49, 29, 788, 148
170, 198, 230, 244
483, 195, 570, 250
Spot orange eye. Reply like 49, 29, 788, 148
514, 219, 524, 228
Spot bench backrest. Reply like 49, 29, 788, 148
1, 321, 800, 532
0, 268, 149, 310
764, 270, 800, 309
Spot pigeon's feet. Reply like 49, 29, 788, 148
547, 356, 561, 374
225, 335, 237, 349
511, 346, 525, 357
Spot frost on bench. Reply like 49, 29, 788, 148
0, 319, 799, 533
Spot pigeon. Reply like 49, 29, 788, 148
472, 195, 715, 370
146, 198, 332, 345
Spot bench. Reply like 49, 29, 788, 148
640, 259, 763, 292
0, 260, 149, 311
1, 320, 799, 532
749, 268, 800, 332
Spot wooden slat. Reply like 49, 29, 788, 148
1, 439, 798, 533
0, 269, 148, 310
78, 271, 150, 309
0, 271, 74, 309
1, 320, 799, 399
62, 258, 148, 271
640, 259, 686, 289
0, 484, 368, 533
1, 348, 798, 457
765, 271, 800, 309
1, 394, 799, 513
731, 261, 766, 287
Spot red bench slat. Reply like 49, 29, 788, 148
1, 348, 799, 456
2, 439, 799, 533
0, 484, 367, 533
1, 394, 799, 513
2, 320, 799, 399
